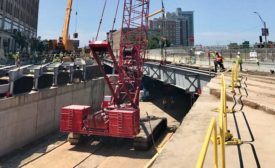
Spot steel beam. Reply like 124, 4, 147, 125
144, 62, 215, 92
103, 58, 215, 93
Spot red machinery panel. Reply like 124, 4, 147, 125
84, 111, 109, 132
108, 108, 140, 138
60, 0, 150, 141
60, 105, 90, 133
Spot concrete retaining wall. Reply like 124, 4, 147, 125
0, 77, 107, 157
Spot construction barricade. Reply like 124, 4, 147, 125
196, 117, 221, 168
230, 59, 248, 112
197, 73, 243, 168
220, 74, 242, 145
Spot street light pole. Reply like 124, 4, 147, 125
253, 11, 268, 61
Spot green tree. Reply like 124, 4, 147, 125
228, 43, 240, 50
149, 36, 160, 49
30, 38, 46, 52
242, 41, 250, 49
148, 31, 171, 49
12, 31, 27, 51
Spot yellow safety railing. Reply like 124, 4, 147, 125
197, 74, 242, 168
220, 74, 242, 145
196, 117, 221, 168
231, 65, 236, 92
230, 59, 240, 93
234, 60, 239, 82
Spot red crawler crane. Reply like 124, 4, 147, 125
60, 0, 155, 144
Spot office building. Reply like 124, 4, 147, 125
0, 0, 39, 54
149, 8, 194, 46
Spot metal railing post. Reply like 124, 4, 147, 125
196, 118, 219, 168
220, 74, 226, 168
231, 65, 235, 93
221, 74, 242, 145
213, 120, 218, 168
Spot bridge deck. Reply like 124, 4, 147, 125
153, 72, 275, 168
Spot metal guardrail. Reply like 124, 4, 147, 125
148, 47, 275, 62
197, 69, 246, 167
220, 74, 242, 145
196, 117, 219, 168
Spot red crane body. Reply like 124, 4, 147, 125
60, 0, 150, 139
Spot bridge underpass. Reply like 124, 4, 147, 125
103, 59, 215, 93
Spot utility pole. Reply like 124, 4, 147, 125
254, 12, 268, 61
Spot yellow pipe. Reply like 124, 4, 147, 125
234, 60, 239, 82
213, 120, 218, 168
231, 65, 235, 92
220, 74, 226, 168
196, 118, 218, 168
148, 8, 164, 18
222, 75, 228, 133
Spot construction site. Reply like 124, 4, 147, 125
0, 0, 275, 168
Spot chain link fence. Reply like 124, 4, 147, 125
148, 47, 275, 63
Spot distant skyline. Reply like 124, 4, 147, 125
37, 0, 275, 47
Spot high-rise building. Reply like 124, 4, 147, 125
0, 0, 40, 54
149, 8, 194, 47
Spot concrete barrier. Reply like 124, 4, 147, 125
0, 77, 108, 157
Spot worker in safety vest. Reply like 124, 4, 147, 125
14, 52, 20, 67
210, 51, 216, 59
236, 52, 243, 72
214, 52, 225, 72
208, 51, 216, 66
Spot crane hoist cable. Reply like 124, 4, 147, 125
161, 0, 166, 36
160, 0, 167, 62
161, 0, 165, 19
110, 0, 120, 49
74, 0, 79, 35
111, 0, 120, 32
96, 0, 108, 40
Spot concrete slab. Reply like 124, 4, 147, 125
153, 72, 275, 167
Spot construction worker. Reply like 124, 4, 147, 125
53, 54, 61, 63
214, 52, 225, 72
256, 57, 260, 66
236, 52, 243, 72
14, 52, 20, 67
210, 51, 216, 59
208, 51, 216, 66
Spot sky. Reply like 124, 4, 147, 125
37, 0, 275, 47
